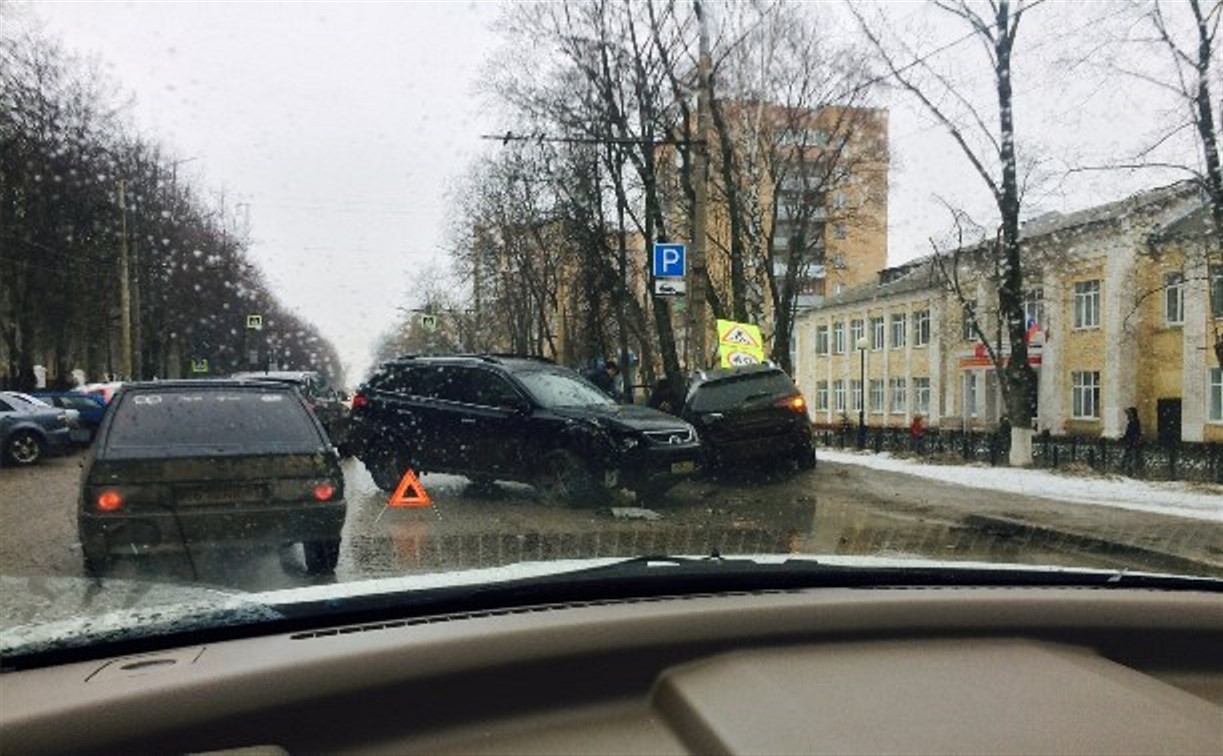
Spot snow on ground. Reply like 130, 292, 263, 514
818, 449, 1223, 523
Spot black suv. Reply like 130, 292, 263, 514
681, 364, 816, 472
231, 371, 349, 447
348, 355, 701, 503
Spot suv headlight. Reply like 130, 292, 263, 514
614, 434, 640, 451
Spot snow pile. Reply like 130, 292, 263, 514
819, 450, 1223, 522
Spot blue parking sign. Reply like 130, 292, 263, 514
653, 242, 686, 278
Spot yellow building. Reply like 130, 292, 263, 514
794, 182, 1222, 443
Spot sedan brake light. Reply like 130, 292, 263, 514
312, 483, 337, 502
96, 490, 124, 512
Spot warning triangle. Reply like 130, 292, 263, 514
388, 468, 432, 508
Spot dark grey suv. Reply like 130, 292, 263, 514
348, 355, 702, 504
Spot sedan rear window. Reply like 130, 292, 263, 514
688, 371, 798, 413
105, 389, 324, 454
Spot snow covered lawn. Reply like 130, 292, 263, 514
818, 449, 1223, 523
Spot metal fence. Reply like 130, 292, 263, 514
813, 424, 1223, 484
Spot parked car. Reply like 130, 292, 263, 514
348, 355, 702, 503
230, 371, 349, 447
78, 380, 346, 574
681, 364, 816, 472
0, 392, 72, 466
80, 381, 124, 405
32, 392, 107, 443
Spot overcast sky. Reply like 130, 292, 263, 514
25, 0, 1195, 384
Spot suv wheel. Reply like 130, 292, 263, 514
5, 431, 44, 466
537, 450, 605, 507
368, 458, 404, 492
304, 539, 341, 574
795, 440, 817, 471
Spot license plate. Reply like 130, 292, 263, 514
177, 485, 265, 506
671, 461, 696, 475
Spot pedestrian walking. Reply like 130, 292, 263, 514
647, 377, 681, 414
1121, 406, 1143, 475
910, 414, 925, 454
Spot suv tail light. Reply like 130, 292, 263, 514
776, 395, 806, 413
96, 490, 124, 512
351, 393, 369, 410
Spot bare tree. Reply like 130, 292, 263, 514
855, 0, 1042, 466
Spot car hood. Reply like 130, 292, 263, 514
549, 403, 691, 432
2, 556, 1216, 665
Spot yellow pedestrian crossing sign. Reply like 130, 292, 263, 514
716, 319, 765, 367
191, 358, 209, 374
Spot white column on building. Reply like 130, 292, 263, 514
1102, 237, 1140, 437
825, 317, 835, 424
903, 303, 913, 425
1039, 276, 1064, 433
930, 297, 943, 426
881, 305, 890, 423
1181, 251, 1209, 442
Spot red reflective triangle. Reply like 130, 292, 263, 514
388, 468, 432, 508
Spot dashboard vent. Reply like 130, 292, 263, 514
289, 589, 800, 640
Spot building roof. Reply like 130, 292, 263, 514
804, 181, 1205, 314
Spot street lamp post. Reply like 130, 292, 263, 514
856, 336, 868, 449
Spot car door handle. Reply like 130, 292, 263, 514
460, 418, 477, 425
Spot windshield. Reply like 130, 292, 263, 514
516, 370, 616, 408
1, 0, 1221, 664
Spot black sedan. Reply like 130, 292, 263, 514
78, 380, 346, 574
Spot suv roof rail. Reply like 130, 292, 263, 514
389, 353, 555, 365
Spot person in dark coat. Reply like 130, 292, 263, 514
1121, 406, 1143, 475
647, 377, 682, 415
585, 360, 619, 398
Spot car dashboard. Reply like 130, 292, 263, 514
2, 585, 1221, 754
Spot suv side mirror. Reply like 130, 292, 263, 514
509, 399, 532, 415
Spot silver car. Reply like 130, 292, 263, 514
0, 392, 71, 466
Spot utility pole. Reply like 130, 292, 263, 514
117, 179, 133, 380
690, 0, 712, 371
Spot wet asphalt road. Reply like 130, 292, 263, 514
3, 446, 1220, 610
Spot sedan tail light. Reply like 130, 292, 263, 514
96, 490, 124, 512
351, 393, 369, 410
312, 483, 337, 502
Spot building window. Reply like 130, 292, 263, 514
869, 379, 885, 414
891, 313, 907, 349
870, 316, 885, 350
833, 222, 848, 240
914, 310, 930, 346
833, 380, 846, 412
1164, 272, 1185, 326
889, 378, 907, 413
850, 318, 864, 348
832, 322, 846, 354
1209, 368, 1222, 422
914, 377, 931, 415
1072, 371, 1101, 419
962, 301, 977, 341
1073, 280, 1100, 329
834, 191, 848, 210
963, 373, 978, 418
1023, 288, 1044, 329
815, 381, 829, 411
815, 325, 829, 355
851, 380, 863, 412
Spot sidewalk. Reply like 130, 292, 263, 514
818, 449, 1223, 523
